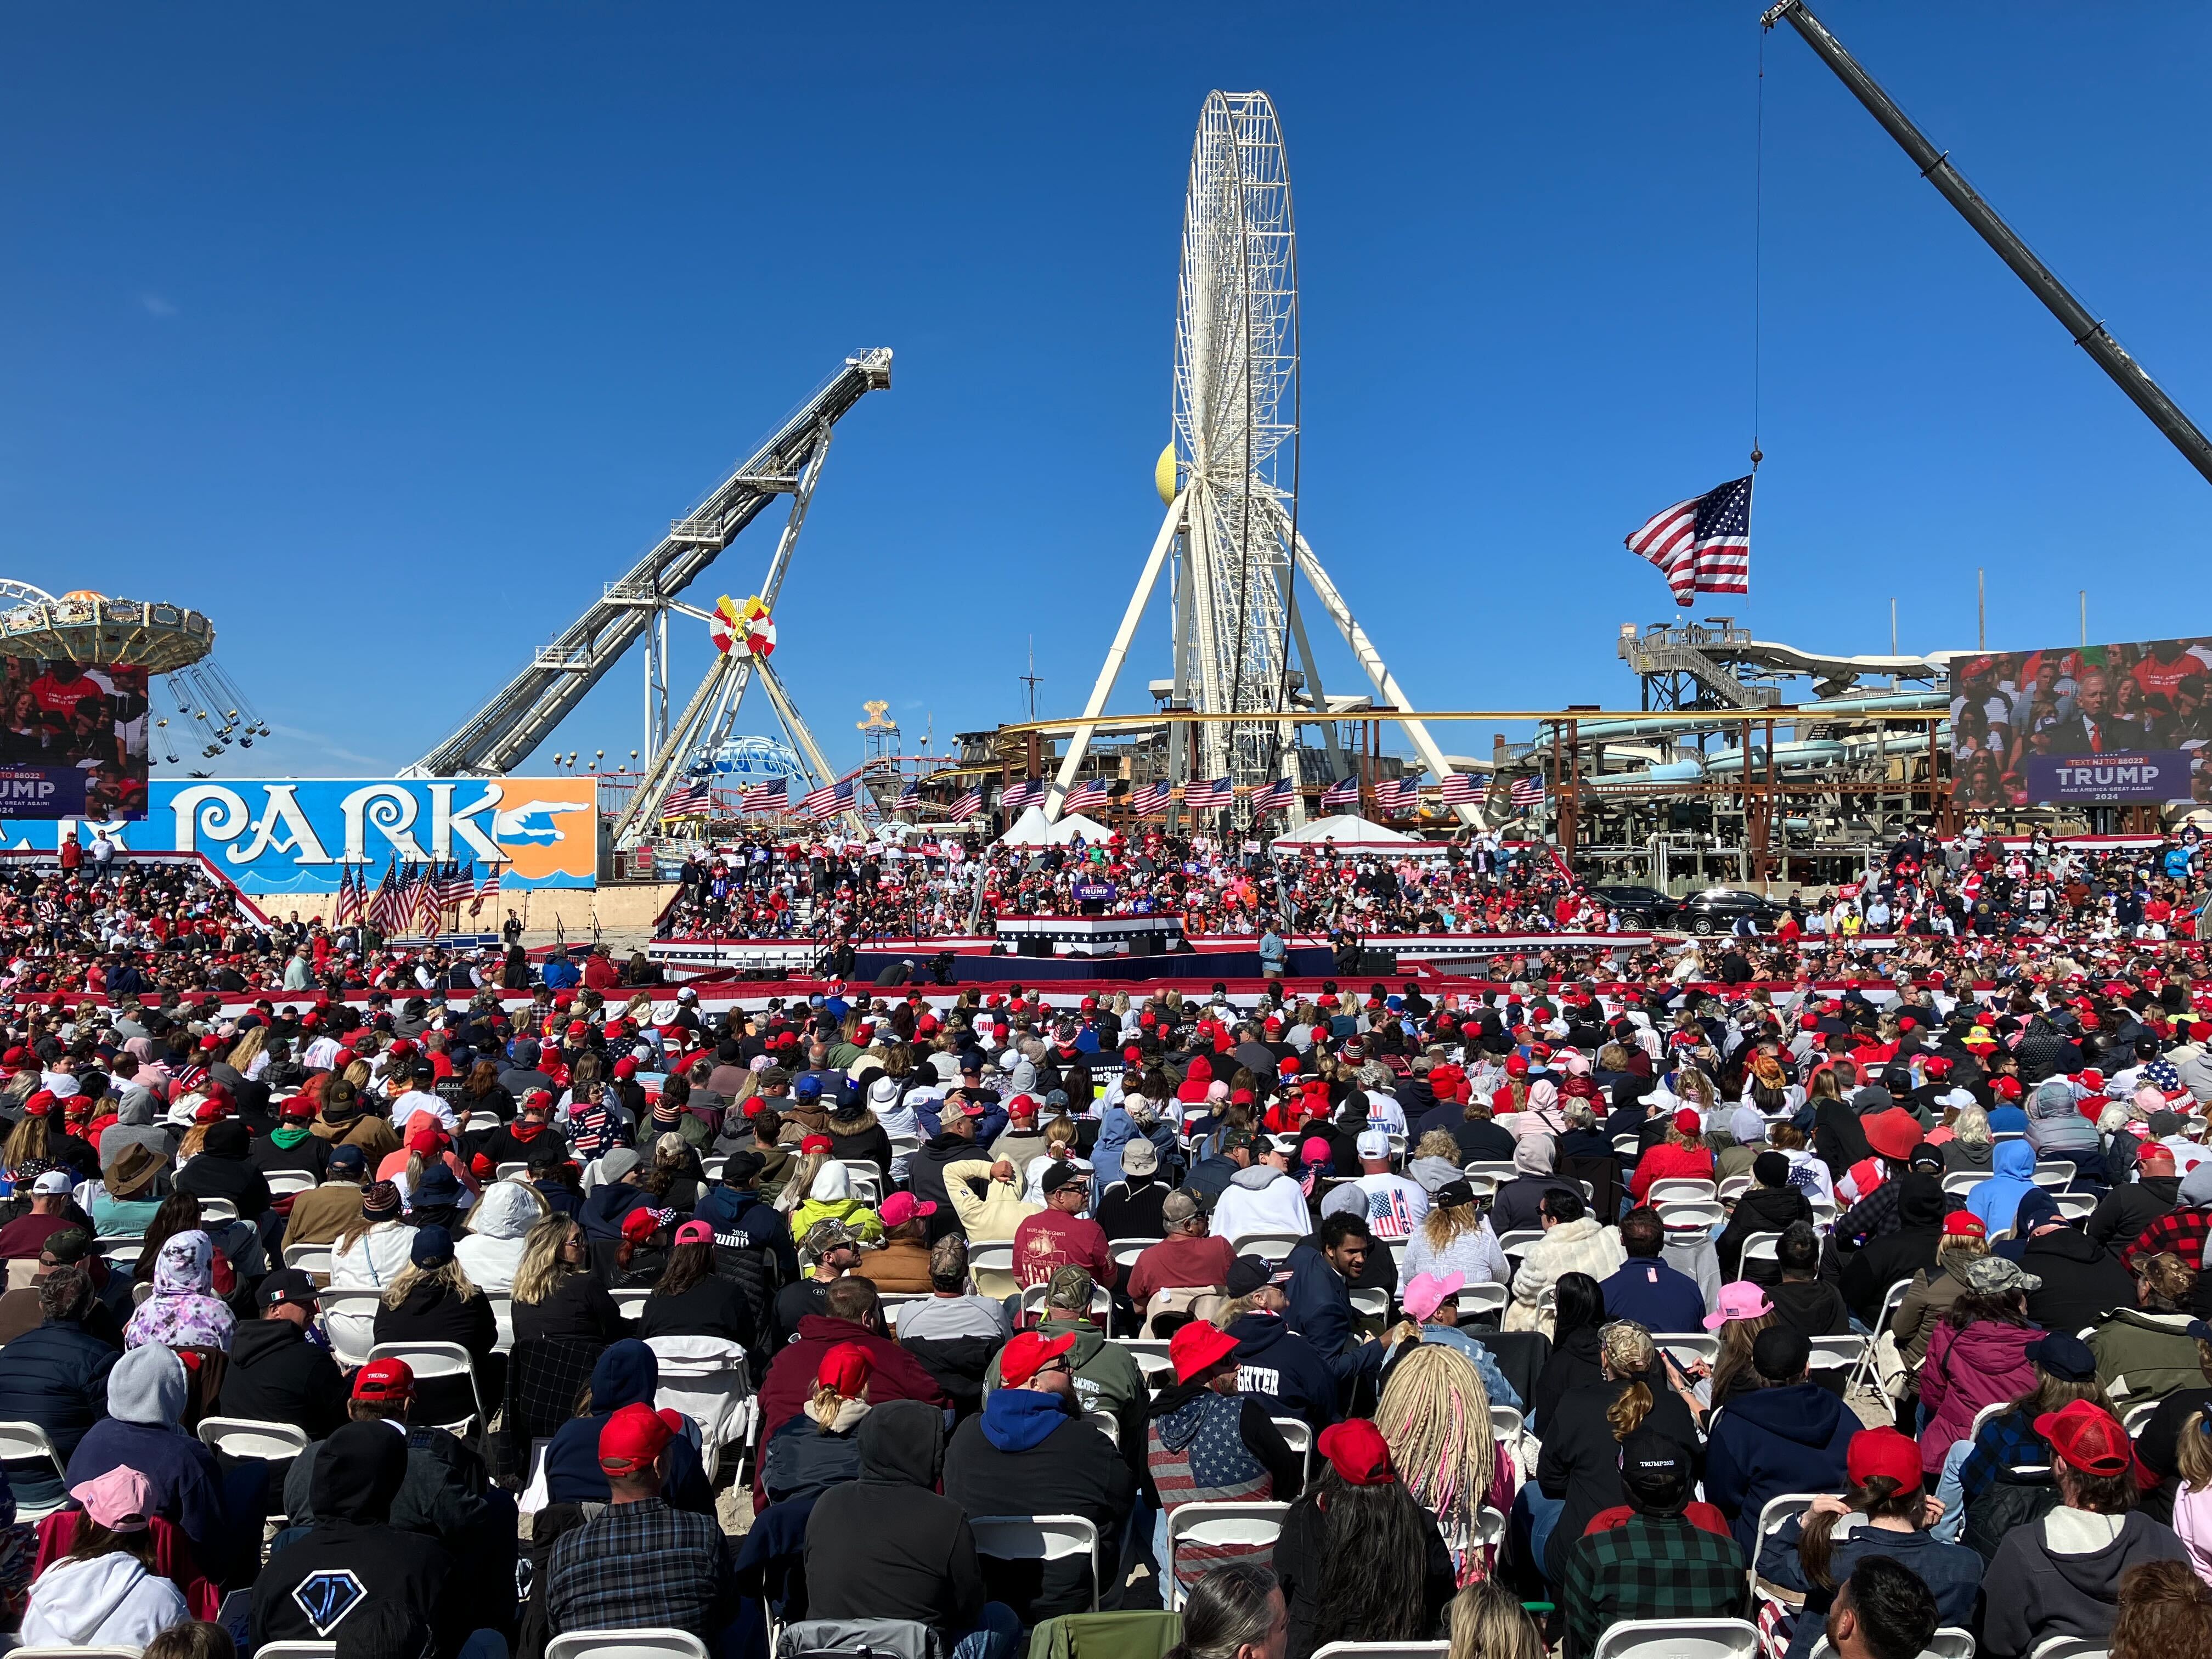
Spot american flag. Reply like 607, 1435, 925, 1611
1625, 475, 1752, 606
1251, 778, 1294, 815
739, 778, 787, 814
471, 862, 501, 916
1127, 781, 1171, 816
1321, 776, 1361, 809
1181, 776, 1232, 811
801, 778, 854, 821
662, 781, 714, 819
1510, 775, 1547, 808
366, 859, 400, 934
896, 778, 922, 808
332, 864, 362, 927
1062, 778, 1110, 813
1440, 772, 1481, 806
1373, 777, 1419, 816
949, 788, 984, 820
439, 861, 473, 911
1000, 780, 1044, 812
411, 863, 445, 935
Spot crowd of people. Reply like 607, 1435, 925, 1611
5, 924, 2212, 1659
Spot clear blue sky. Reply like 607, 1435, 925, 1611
5, 3, 2209, 781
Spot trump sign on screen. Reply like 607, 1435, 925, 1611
2024, 751, 2196, 804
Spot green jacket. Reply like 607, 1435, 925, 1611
2090, 1306, 2204, 1406
1026, 1612, 1181, 1659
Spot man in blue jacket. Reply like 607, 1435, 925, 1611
1221, 1255, 1340, 1431
1703, 1325, 1855, 1556
1282, 1214, 1383, 1401
1600, 1208, 1709, 1334
0, 1266, 117, 1511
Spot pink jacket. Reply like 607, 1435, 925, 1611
1918, 1318, 2040, 1474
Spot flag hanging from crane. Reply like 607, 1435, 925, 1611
1510, 775, 1548, 808
1126, 782, 1171, 816
1320, 776, 1361, 809
1439, 772, 1481, 806
1624, 475, 1752, 605
738, 779, 787, 814
1062, 778, 1110, 814
1181, 777, 1232, 811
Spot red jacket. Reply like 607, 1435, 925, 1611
1628, 1141, 1714, 1205
1013, 1208, 1119, 1290
757, 1311, 949, 1443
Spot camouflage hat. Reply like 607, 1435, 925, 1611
1224, 1129, 1263, 1156
1962, 1254, 2042, 1297
1046, 1265, 1096, 1312
802, 1217, 858, 1256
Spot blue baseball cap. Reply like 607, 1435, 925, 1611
793, 1074, 823, 1099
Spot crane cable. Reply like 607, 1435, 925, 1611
1752, 24, 1767, 473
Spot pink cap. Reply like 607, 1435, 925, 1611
71, 1465, 154, 1532
1702, 1279, 1774, 1330
878, 1190, 938, 1229
673, 1218, 714, 1246
1400, 1271, 1465, 1322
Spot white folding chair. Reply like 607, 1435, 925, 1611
367, 1340, 486, 1436
1111, 1236, 1164, 1271
1496, 1228, 1543, 1261
1114, 1338, 1174, 1390
2017, 1641, 2106, 1659
1456, 1282, 1509, 1318
2053, 1193, 2095, 1221
318, 1288, 385, 1368
1941, 1171, 1990, 1197
1464, 1160, 1518, 1186
1309, 1645, 1449, 1659
195, 1195, 239, 1223
2031, 1160, 2077, 1189
1750, 1491, 1831, 1593
198, 1416, 312, 1459
1659, 1201, 1724, 1235
544, 1632, 709, 1659
699, 1155, 727, 1185
283, 1242, 335, 1280
1648, 1178, 1719, 1206
838, 1161, 883, 1205
878, 1293, 929, 1334
968, 1242, 1016, 1299
1227, 1231, 1304, 1262
1387, 1239, 1411, 1276
1737, 1232, 1782, 1275
1164, 1500, 1290, 1610
496, 1161, 531, 1182
646, 1334, 755, 1482
1850, 1277, 1917, 1396
95, 1237, 144, 1269
1612, 1135, 1643, 1158
1590, 1618, 1762, 1659
611, 1287, 652, 1322
1085, 1411, 1119, 1448
266, 1170, 317, 1198
1805, 1335, 1866, 1379
1925, 1633, 1977, 1659
0, 1421, 71, 1520
2123, 1398, 2162, 1435
1489, 1404, 1523, 1442
1272, 1415, 1313, 1482
1716, 1175, 1752, 1204
1348, 1287, 1390, 1324
489, 1294, 516, 1354
968, 1514, 1103, 1612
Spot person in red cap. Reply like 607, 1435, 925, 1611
544, 1401, 732, 1644
1753, 1425, 1980, 1659
1271, 1419, 1454, 1659
1626, 1107, 1714, 1205
1148, 1321, 1302, 1602
755, 1276, 949, 1446
1982, 1398, 2188, 1659
760, 1342, 874, 1505
943, 1328, 1135, 1624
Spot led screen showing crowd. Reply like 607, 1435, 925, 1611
1949, 636, 2212, 809
0, 656, 150, 820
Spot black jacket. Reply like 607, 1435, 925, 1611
2007, 1227, 2138, 1336
250, 1128, 332, 1182
1273, 1487, 1455, 1659
943, 1402, 1137, 1624
1842, 1225, 1942, 1323
512, 1271, 629, 1347
761, 1412, 864, 1504
2086, 1176, 2180, 1251
1536, 1370, 1702, 1583
640, 1276, 757, 1348
216, 1317, 349, 1440
805, 1399, 988, 1628
0, 1318, 116, 1506
1450, 1118, 1519, 1165
906, 1133, 981, 1221
1716, 1186, 1814, 1282
373, 1284, 499, 1428
1768, 1279, 1853, 1339
174, 1135, 274, 1222
1098, 1177, 1170, 1242
1225, 1310, 1339, 1433
1530, 1325, 1605, 1432
252, 1422, 463, 1656
1489, 1174, 1578, 1238
825, 1116, 894, 1185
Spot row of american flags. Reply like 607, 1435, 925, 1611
654, 767, 1553, 825
329, 859, 503, 937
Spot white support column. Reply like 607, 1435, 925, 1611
1290, 533, 1486, 830
1043, 488, 1187, 822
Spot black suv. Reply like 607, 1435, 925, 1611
1588, 884, 1676, 926
1670, 887, 1787, 935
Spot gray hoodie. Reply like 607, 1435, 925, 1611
99, 1088, 176, 1172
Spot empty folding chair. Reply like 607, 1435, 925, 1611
967, 1514, 1104, 1612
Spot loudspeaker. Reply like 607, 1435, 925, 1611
1128, 933, 1162, 958
1359, 949, 1398, 974
1017, 935, 1054, 958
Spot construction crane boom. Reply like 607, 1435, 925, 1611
408, 349, 892, 776
1763, 0, 2212, 489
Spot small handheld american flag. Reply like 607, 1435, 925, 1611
1320, 776, 1361, 808
1510, 775, 1547, 808
1181, 776, 1232, 811
739, 779, 787, 814
1625, 475, 1752, 606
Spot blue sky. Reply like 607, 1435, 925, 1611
5, 3, 2210, 782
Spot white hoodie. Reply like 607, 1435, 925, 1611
1211, 1165, 1312, 1246
20, 1552, 189, 1650
455, 1180, 543, 1294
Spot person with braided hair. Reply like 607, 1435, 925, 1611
1374, 1342, 1506, 1582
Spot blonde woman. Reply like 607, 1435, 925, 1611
1403, 1177, 1508, 1286
510, 1214, 627, 1344
1533, 1321, 1703, 1584
225, 1026, 268, 1081
1943, 1106, 1995, 1175
1444, 1581, 1544, 1659
2171, 1395, 2212, 1582
774, 1143, 833, 1215
1376, 1342, 1504, 1581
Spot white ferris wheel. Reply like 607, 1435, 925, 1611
1047, 91, 1477, 828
